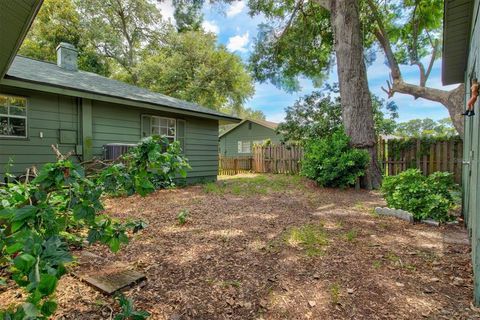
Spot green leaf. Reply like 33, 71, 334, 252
108, 237, 121, 252
6, 243, 23, 254
13, 253, 36, 273
41, 300, 58, 316
11, 206, 37, 222
38, 274, 58, 296
0, 208, 13, 219
22, 302, 40, 318
11, 221, 25, 233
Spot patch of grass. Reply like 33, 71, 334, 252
221, 280, 242, 288
372, 260, 382, 269
330, 283, 341, 304
284, 224, 328, 257
177, 209, 189, 225
345, 229, 358, 242
211, 174, 308, 196
354, 202, 368, 212
203, 182, 225, 195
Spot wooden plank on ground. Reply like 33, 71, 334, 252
78, 268, 146, 295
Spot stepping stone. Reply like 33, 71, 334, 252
78, 268, 146, 295
374, 207, 414, 223
443, 231, 469, 245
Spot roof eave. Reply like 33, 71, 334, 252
0, 0, 43, 79
442, 0, 473, 85
1, 77, 241, 123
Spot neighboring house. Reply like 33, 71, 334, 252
0, 2, 239, 183
219, 119, 283, 157
442, 0, 479, 304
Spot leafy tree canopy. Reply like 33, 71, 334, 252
138, 30, 255, 113
395, 118, 457, 138
246, 0, 442, 91
278, 87, 398, 143
18, 0, 110, 76
19, 0, 258, 117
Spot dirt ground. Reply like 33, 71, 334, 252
2, 174, 479, 319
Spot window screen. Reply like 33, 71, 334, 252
0, 95, 27, 138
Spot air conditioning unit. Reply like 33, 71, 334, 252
103, 143, 137, 160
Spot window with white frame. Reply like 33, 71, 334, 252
238, 141, 251, 153
151, 116, 176, 142
0, 95, 27, 138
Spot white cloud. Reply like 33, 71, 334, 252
202, 20, 220, 34
156, 0, 175, 22
226, 1, 246, 17
226, 32, 250, 52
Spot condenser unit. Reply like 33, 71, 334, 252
103, 143, 137, 160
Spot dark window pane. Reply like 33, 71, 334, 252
9, 118, 26, 137
0, 117, 10, 135
9, 106, 26, 116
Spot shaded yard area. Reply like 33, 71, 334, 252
1, 174, 477, 319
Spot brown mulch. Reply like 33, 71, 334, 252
1, 174, 478, 319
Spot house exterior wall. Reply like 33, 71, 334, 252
91, 100, 218, 182
0, 85, 79, 176
0, 85, 218, 183
462, 0, 480, 304
219, 121, 282, 157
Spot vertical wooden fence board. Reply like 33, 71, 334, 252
378, 137, 463, 184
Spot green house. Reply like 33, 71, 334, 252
0, 2, 239, 183
219, 119, 283, 157
443, 0, 479, 304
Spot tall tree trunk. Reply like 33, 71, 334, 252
330, 0, 381, 189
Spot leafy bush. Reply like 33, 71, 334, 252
381, 169, 457, 222
0, 135, 188, 318
301, 130, 370, 188
114, 294, 150, 320
177, 209, 189, 225
98, 136, 190, 196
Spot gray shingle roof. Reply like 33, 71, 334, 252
219, 118, 279, 138
5, 56, 240, 121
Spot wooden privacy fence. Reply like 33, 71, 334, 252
218, 156, 253, 175
219, 138, 463, 181
253, 145, 303, 174
378, 137, 463, 183
218, 145, 303, 175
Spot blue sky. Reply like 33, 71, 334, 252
158, 1, 457, 124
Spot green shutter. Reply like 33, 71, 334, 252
141, 115, 152, 138
176, 119, 186, 152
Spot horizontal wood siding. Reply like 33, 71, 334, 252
464, 0, 480, 305
0, 86, 220, 182
219, 121, 282, 157
91, 101, 142, 157
91, 100, 219, 181
185, 117, 218, 179
0, 85, 78, 176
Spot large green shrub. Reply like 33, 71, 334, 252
0, 135, 188, 318
381, 169, 457, 222
301, 130, 370, 188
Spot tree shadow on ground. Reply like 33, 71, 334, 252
47, 174, 476, 319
